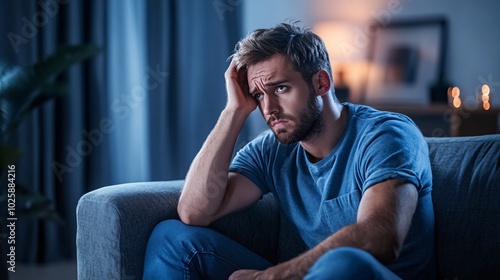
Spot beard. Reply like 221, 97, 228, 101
267, 89, 324, 145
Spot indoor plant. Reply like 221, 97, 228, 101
0, 44, 100, 278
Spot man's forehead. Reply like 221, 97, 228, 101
248, 55, 289, 76
247, 55, 296, 85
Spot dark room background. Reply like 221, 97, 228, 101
1, 0, 499, 269
0, 0, 255, 263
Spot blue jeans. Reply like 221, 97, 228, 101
143, 220, 401, 280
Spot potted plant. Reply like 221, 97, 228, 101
0, 44, 100, 279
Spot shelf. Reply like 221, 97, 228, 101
370, 104, 450, 116
365, 103, 500, 137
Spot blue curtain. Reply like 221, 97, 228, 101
0, 0, 247, 263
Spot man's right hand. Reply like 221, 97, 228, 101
224, 58, 257, 116
178, 58, 262, 226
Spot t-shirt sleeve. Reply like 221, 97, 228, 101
229, 133, 272, 195
358, 116, 432, 194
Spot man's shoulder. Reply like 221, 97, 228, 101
348, 103, 413, 123
343, 103, 426, 155
346, 103, 419, 134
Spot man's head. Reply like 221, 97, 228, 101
233, 23, 333, 145
233, 23, 333, 91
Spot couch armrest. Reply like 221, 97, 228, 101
76, 180, 281, 280
76, 181, 183, 280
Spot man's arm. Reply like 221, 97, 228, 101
230, 179, 418, 280
177, 59, 261, 226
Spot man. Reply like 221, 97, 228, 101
143, 23, 434, 280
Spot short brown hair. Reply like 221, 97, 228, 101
233, 22, 333, 88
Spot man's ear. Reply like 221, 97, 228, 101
313, 70, 331, 96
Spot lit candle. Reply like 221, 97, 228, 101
451, 87, 461, 108
481, 84, 490, 110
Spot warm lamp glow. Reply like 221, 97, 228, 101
314, 21, 361, 62
451, 87, 460, 98
481, 84, 490, 95
314, 21, 365, 102
449, 87, 461, 108
481, 84, 491, 110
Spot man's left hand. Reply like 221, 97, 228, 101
228, 269, 264, 280
229, 266, 300, 280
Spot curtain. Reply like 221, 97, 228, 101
0, 0, 247, 263
145, 0, 252, 179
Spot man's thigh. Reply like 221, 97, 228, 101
143, 219, 273, 280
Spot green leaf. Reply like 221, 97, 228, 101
0, 145, 22, 165
0, 44, 101, 142
0, 64, 39, 141
0, 44, 99, 225
0, 184, 64, 225
33, 44, 101, 82
18, 202, 65, 225
24, 84, 68, 113
39, 82, 71, 93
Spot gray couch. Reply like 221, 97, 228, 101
76, 135, 500, 279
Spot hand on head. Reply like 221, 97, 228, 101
224, 58, 257, 116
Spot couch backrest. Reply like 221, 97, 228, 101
426, 135, 500, 279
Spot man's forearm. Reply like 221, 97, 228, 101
260, 222, 390, 279
178, 108, 248, 225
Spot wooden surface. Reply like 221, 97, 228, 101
366, 103, 500, 137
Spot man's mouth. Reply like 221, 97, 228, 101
270, 119, 288, 128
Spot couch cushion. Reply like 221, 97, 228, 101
210, 193, 281, 264
427, 135, 500, 279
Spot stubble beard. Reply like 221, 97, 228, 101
270, 89, 325, 145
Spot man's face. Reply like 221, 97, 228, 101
247, 54, 324, 145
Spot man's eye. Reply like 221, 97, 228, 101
276, 85, 287, 93
254, 93, 263, 100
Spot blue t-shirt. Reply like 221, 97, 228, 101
229, 103, 435, 279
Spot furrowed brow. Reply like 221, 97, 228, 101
249, 86, 260, 96
249, 79, 288, 96
264, 79, 288, 87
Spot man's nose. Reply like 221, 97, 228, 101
262, 93, 279, 116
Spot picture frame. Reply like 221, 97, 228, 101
362, 17, 448, 105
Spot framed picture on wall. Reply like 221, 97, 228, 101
362, 17, 448, 105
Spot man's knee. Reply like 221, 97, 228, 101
145, 219, 211, 269
150, 219, 193, 239
323, 247, 375, 266
305, 247, 385, 279
148, 219, 205, 250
